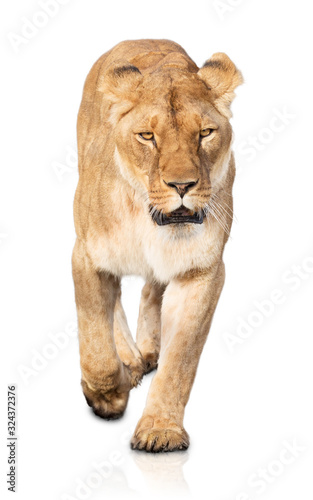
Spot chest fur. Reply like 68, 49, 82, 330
87, 207, 222, 283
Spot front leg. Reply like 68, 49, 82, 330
131, 262, 225, 451
72, 239, 131, 419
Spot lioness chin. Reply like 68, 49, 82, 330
72, 39, 243, 452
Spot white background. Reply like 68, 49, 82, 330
1, 1, 313, 499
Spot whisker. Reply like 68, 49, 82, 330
203, 203, 210, 216
138, 191, 150, 202
149, 205, 159, 218
212, 198, 237, 224
211, 210, 231, 237
211, 191, 238, 223
211, 193, 234, 213
210, 200, 228, 226
207, 204, 231, 237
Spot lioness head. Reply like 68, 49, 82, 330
97, 52, 243, 228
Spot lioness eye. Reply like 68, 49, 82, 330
200, 128, 213, 138
140, 132, 154, 140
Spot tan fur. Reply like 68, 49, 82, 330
72, 39, 243, 450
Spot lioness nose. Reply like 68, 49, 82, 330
165, 180, 198, 198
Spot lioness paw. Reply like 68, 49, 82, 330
82, 380, 129, 420
130, 415, 189, 452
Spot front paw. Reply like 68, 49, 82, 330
130, 415, 189, 452
82, 380, 129, 420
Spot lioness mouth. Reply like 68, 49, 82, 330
151, 206, 204, 226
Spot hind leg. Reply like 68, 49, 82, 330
114, 292, 145, 387
136, 282, 165, 374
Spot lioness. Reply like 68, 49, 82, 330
72, 39, 243, 452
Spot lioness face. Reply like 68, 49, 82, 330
112, 71, 233, 227
98, 51, 242, 230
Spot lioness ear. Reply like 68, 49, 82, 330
97, 59, 143, 101
198, 53, 243, 118
96, 59, 143, 124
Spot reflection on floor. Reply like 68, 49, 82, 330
132, 449, 191, 498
